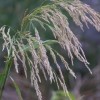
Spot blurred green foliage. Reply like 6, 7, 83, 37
51, 91, 76, 100
0, 0, 51, 29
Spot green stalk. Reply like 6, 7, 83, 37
0, 57, 12, 100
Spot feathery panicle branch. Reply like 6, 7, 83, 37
1, 0, 100, 100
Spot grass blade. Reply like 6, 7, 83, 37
10, 77, 23, 100
0, 57, 12, 99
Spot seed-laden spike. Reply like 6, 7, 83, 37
35, 28, 54, 83
1, 0, 100, 100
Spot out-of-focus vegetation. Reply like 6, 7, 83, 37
0, 0, 48, 29
51, 91, 75, 100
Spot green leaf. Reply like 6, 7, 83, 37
0, 73, 6, 95
23, 39, 59, 51
10, 77, 23, 100
0, 57, 12, 99
43, 40, 59, 45
51, 91, 76, 100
